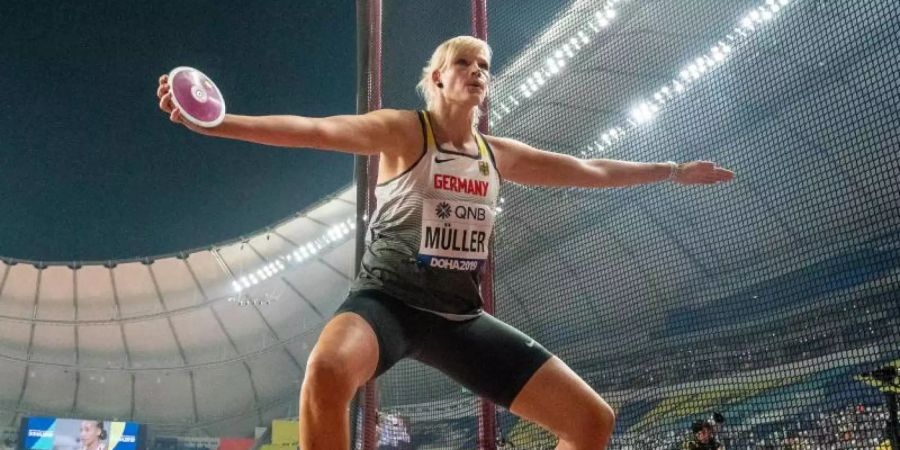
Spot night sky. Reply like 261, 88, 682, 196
1, 1, 357, 261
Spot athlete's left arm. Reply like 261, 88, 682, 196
485, 135, 734, 188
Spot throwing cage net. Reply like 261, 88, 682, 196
354, 1, 900, 449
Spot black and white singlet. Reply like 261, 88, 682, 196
351, 111, 501, 318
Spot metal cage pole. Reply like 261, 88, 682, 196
471, 2, 498, 449
353, 0, 382, 448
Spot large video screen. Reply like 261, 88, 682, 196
19, 417, 144, 450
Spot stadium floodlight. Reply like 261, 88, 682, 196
232, 217, 356, 293
581, 0, 793, 156
490, 0, 629, 126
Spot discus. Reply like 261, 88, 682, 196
168, 66, 226, 127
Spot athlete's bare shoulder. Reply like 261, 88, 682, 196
365, 109, 425, 156
366, 108, 419, 128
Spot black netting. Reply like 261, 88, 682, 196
489, 0, 900, 449
361, 0, 900, 449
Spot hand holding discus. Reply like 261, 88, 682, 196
157, 66, 225, 132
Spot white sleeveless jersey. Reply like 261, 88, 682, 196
351, 111, 501, 318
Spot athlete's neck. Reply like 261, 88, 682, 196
428, 104, 477, 146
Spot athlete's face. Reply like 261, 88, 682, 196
436, 48, 490, 107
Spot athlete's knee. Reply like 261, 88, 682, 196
303, 350, 364, 402
589, 399, 616, 446
595, 399, 616, 434
567, 397, 615, 448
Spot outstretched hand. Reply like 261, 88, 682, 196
156, 74, 211, 135
673, 161, 735, 185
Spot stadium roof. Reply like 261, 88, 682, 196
0, 186, 356, 437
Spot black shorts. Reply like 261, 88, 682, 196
336, 289, 553, 408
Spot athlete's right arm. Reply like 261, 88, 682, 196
156, 74, 403, 156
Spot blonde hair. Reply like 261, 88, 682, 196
416, 36, 492, 125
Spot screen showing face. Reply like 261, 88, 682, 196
21, 417, 141, 450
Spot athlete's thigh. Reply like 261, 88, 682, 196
509, 356, 613, 441
413, 313, 552, 408
327, 289, 422, 380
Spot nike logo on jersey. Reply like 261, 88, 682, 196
435, 157, 455, 163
